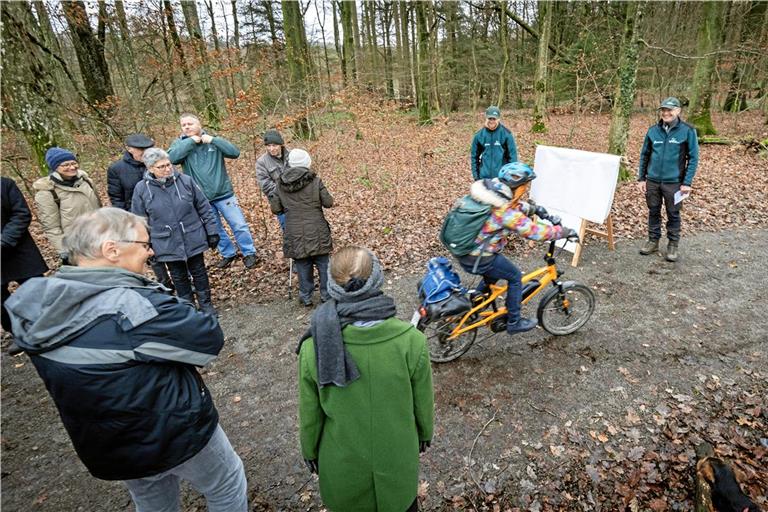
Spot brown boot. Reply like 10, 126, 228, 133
639, 239, 659, 255
666, 241, 679, 262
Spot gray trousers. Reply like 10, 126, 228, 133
646, 180, 682, 242
124, 425, 247, 512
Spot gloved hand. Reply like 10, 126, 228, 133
546, 214, 562, 226
419, 440, 431, 453
562, 228, 580, 243
60, 252, 71, 266
207, 234, 220, 249
304, 459, 318, 474
534, 205, 548, 219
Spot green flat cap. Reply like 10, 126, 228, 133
659, 97, 681, 109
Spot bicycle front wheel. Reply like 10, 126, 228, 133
420, 315, 477, 363
537, 282, 595, 336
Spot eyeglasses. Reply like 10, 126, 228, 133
153, 163, 173, 170
58, 161, 79, 168
118, 240, 152, 250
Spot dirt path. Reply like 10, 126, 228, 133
2, 229, 766, 511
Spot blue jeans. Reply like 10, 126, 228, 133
210, 196, 256, 258
276, 212, 286, 231
459, 253, 523, 324
124, 425, 247, 512
294, 254, 330, 303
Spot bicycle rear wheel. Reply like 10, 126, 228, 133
537, 282, 595, 336
419, 315, 477, 363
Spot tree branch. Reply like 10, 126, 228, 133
638, 39, 763, 59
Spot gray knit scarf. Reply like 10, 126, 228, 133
296, 253, 397, 388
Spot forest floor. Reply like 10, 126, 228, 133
1, 104, 767, 510
2, 229, 766, 511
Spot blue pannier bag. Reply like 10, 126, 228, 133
418, 256, 464, 304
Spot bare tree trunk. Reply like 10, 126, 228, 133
607, 1, 642, 180
414, 0, 431, 124
340, 0, 358, 82
333, 1, 346, 85
689, 1, 725, 135
164, 0, 197, 110
61, 0, 115, 108
381, 1, 394, 97
532, 0, 553, 133
399, 1, 412, 98
180, 0, 221, 127
722, 1, 749, 112
314, 0, 334, 93
230, 0, 247, 91
496, 0, 509, 107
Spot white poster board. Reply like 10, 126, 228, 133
530, 145, 620, 224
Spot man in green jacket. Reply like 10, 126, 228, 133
637, 97, 700, 262
470, 106, 518, 180
168, 114, 258, 269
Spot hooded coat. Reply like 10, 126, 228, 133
269, 166, 333, 259
131, 171, 218, 262
1, 177, 49, 284
33, 170, 102, 253
299, 318, 434, 512
4, 266, 222, 481
107, 151, 146, 211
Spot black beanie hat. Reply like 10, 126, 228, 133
263, 129, 284, 145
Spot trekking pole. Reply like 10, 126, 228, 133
288, 258, 293, 299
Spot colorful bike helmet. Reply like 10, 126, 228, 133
498, 162, 536, 189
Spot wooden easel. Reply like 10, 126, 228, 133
571, 214, 615, 267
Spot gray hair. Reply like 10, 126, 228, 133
179, 112, 200, 123
142, 147, 169, 169
63, 208, 147, 264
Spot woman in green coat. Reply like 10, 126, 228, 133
298, 247, 435, 512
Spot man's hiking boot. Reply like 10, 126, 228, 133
215, 256, 237, 269
243, 254, 258, 269
639, 239, 659, 255
666, 241, 679, 262
506, 317, 538, 335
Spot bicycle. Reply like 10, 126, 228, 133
412, 239, 596, 363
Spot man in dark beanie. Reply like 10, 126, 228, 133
107, 133, 172, 289
256, 129, 287, 229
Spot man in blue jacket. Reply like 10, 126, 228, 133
5, 208, 247, 511
470, 106, 518, 180
637, 97, 700, 262
168, 114, 258, 269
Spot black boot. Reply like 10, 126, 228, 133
197, 288, 218, 317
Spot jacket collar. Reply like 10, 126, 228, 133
341, 318, 413, 345
122, 151, 145, 167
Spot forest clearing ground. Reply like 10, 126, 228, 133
2, 228, 766, 511
2, 107, 766, 510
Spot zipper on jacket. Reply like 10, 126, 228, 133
180, 222, 186, 233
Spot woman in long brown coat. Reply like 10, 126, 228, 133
269, 148, 333, 307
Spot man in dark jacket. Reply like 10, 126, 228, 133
470, 106, 518, 180
5, 207, 247, 511
255, 129, 287, 229
637, 97, 700, 262
1, 177, 48, 355
107, 133, 173, 288
168, 114, 258, 269
270, 149, 334, 307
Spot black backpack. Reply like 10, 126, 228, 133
439, 195, 492, 257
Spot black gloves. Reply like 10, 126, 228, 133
546, 214, 561, 226
562, 228, 579, 243
304, 459, 318, 474
207, 234, 220, 249
534, 205, 548, 219
419, 440, 431, 453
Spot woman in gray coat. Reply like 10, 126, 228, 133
269, 149, 333, 307
132, 148, 220, 314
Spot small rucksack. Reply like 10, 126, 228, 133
439, 195, 492, 257
418, 256, 464, 304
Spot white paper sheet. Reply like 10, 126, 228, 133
674, 190, 690, 205
530, 145, 621, 224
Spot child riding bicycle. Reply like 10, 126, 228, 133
444, 162, 577, 335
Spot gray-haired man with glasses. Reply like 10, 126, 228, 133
5, 207, 248, 511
